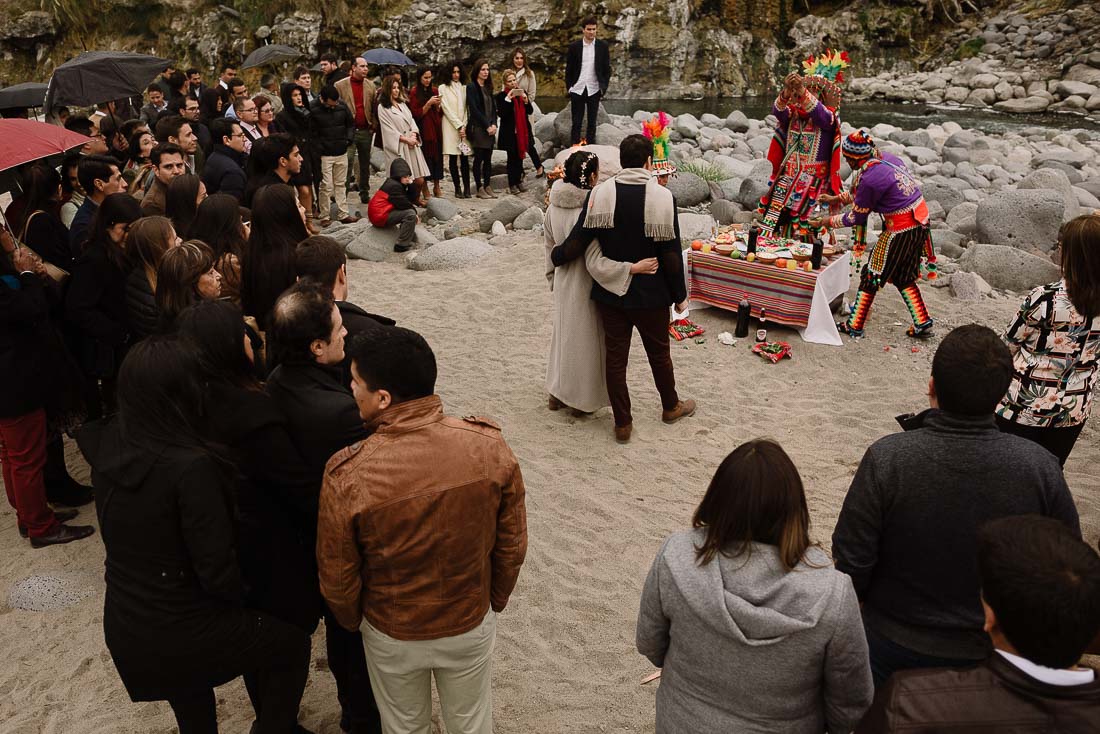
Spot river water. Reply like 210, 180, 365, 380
536, 96, 1100, 138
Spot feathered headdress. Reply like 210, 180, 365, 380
642, 111, 676, 177
802, 49, 850, 99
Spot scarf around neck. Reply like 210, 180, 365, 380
583, 167, 675, 241
513, 95, 529, 161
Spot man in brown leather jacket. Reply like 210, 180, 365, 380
317, 325, 527, 734
855, 515, 1100, 732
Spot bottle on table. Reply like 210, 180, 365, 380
755, 308, 768, 344
735, 299, 751, 338
811, 236, 824, 270
747, 223, 759, 255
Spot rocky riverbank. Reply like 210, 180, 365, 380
338, 100, 1096, 309
846, 2, 1100, 121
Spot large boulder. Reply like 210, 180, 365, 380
958, 243, 1061, 292
346, 224, 404, 262
945, 201, 979, 235
323, 218, 371, 247
710, 199, 743, 224
478, 196, 529, 233
425, 197, 458, 222
532, 112, 557, 143
1016, 168, 1080, 222
408, 237, 493, 271
552, 103, 611, 146
975, 190, 1065, 253
724, 110, 751, 133
949, 270, 993, 301
922, 180, 966, 214
675, 113, 701, 139
678, 213, 717, 244
512, 206, 545, 230
737, 160, 774, 208
994, 96, 1051, 113
667, 172, 710, 206
594, 123, 627, 148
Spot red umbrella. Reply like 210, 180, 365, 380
0, 118, 91, 174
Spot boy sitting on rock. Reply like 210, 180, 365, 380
367, 158, 419, 252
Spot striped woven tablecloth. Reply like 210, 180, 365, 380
686, 252, 846, 329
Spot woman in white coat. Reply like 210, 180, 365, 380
544, 150, 658, 413
377, 73, 431, 204
440, 62, 471, 199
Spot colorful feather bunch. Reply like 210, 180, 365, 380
802, 49, 850, 84
642, 111, 671, 141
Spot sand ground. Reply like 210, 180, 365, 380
2, 195, 1098, 733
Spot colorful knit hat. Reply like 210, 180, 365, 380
642, 111, 676, 177
842, 129, 875, 159
802, 49, 850, 99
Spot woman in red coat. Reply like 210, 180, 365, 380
408, 67, 445, 199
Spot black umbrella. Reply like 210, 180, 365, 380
360, 48, 416, 66
241, 44, 303, 70
44, 51, 170, 109
0, 82, 48, 110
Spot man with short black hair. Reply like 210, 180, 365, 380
140, 143, 187, 216
217, 64, 236, 91
318, 325, 527, 734
65, 116, 109, 157
320, 53, 347, 86
264, 282, 383, 734
140, 84, 168, 126
335, 57, 377, 202
565, 16, 611, 145
293, 66, 316, 105
69, 155, 127, 254
243, 134, 302, 207
168, 95, 212, 155
155, 115, 202, 175
186, 68, 204, 101
550, 133, 695, 443
311, 85, 356, 225
833, 324, 1082, 688
202, 118, 248, 201
151, 65, 175, 97
855, 515, 1100, 731
293, 235, 394, 382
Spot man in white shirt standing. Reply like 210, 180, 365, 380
565, 16, 611, 145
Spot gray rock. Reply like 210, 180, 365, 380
710, 199, 743, 224
1038, 160, 1084, 184
513, 206, 545, 230
724, 110, 751, 133
994, 97, 1051, 113
975, 190, 1066, 253
922, 180, 965, 214
490, 221, 507, 236
425, 197, 458, 222
946, 201, 979, 235
675, 113, 701, 139
552, 103, 610, 146
594, 123, 626, 148
667, 172, 710, 206
1074, 186, 1100, 210
950, 270, 992, 301
408, 237, 493, 271
718, 177, 743, 201
1054, 80, 1099, 99
905, 146, 940, 166
415, 225, 440, 246
370, 148, 388, 174
347, 223, 414, 262
738, 160, 774, 208
323, 219, 371, 246
1016, 168, 1080, 222
747, 135, 773, 155
532, 112, 557, 142
678, 213, 717, 244
934, 230, 968, 258
945, 130, 980, 148
958, 243, 1061, 292
478, 196, 529, 232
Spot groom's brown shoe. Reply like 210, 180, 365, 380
662, 399, 697, 424
614, 424, 633, 443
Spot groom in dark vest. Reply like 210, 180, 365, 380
549, 134, 696, 443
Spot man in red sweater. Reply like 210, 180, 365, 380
335, 57, 377, 203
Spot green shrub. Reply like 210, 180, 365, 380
677, 159, 734, 182
955, 38, 984, 61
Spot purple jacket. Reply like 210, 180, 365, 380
840, 152, 925, 228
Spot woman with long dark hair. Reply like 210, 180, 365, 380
164, 173, 206, 239
996, 213, 1100, 465
440, 62, 471, 199
466, 59, 498, 199
13, 163, 72, 272
124, 216, 179, 339
637, 439, 873, 732
65, 193, 143, 418
198, 85, 227, 125
123, 129, 155, 197
75, 335, 310, 733
408, 66, 445, 199
188, 193, 248, 303
155, 240, 222, 330
510, 47, 544, 176
240, 184, 308, 329
276, 84, 318, 234
377, 74, 430, 205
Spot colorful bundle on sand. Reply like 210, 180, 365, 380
643, 112, 677, 177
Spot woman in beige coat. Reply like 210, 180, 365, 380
544, 150, 658, 413
377, 74, 431, 203
510, 48, 544, 177
440, 63, 471, 198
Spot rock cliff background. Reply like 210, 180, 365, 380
0, 0, 1088, 99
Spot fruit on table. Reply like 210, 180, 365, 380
746, 252, 755, 262
730, 249, 741, 259
775, 257, 787, 269
691, 240, 703, 251
787, 260, 799, 270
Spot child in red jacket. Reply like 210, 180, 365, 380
367, 158, 419, 252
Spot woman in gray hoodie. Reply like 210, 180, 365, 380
637, 439, 873, 733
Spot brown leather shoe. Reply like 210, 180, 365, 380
614, 424, 633, 443
661, 399, 697, 424
548, 395, 565, 411
30, 523, 95, 548
339, 215, 361, 224
19, 509, 78, 537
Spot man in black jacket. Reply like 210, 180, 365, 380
565, 16, 611, 145
855, 515, 1100, 732
201, 118, 248, 202
311, 85, 357, 225
368, 159, 419, 253
550, 134, 696, 443
265, 282, 382, 734
833, 324, 1082, 689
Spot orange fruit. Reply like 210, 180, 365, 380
775, 257, 787, 269
691, 240, 703, 251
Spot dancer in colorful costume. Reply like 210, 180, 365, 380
810, 129, 936, 339
757, 49, 848, 242
642, 112, 677, 186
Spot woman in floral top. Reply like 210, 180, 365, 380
996, 214, 1100, 465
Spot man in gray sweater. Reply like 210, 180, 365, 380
832, 324, 1081, 688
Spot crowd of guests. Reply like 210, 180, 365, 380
1, 25, 1098, 731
